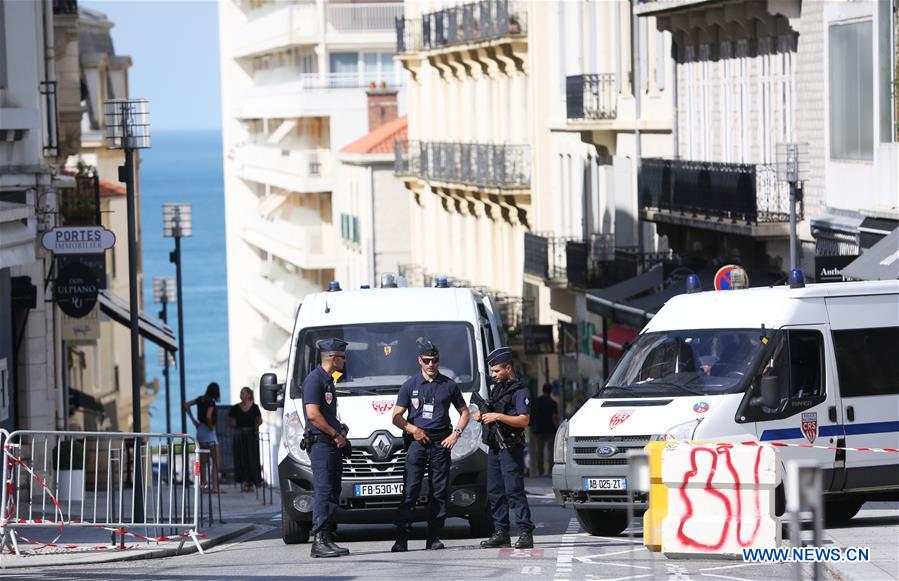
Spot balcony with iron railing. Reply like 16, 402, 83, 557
395, 140, 530, 190
638, 157, 798, 235
396, 0, 526, 55
524, 232, 671, 290
566, 74, 617, 122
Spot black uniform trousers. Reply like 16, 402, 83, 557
310, 440, 342, 535
486, 446, 534, 532
394, 440, 451, 539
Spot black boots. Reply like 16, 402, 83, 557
324, 531, 350, 555
391, 535, 408, 553
480, 529, 512, 548
310, 531, 349, 558
514, 531, 534, 549
425, 537, 445, 550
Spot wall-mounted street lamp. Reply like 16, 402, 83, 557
776, 142, 809, 272
153, 276, 176, 434
162, 203, 192, 433
104, 97, 150, 522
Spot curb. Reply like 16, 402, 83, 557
1, 524, 256, 569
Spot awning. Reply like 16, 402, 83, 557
810, 209, 864, 234
592, 324, 639, 359
586, 266, 664, 325
841, 228, 899, 280
97, 290, 178, 351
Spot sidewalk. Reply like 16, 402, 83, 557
822, 501, 899, 581
0, 484, 279, 569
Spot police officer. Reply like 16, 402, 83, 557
474, 347, 535, 549
303, 338, 350, 558
391, 341, 471, 552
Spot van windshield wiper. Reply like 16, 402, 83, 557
596, 385, 641, 397
641, 380, 706, 396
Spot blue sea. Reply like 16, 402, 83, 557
140, 130, 230, 433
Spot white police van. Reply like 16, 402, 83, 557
553, 277, 899, 536
260, 279, 504, 543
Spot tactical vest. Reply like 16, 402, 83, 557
483, 380, 528, 449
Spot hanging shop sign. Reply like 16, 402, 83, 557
42, 226, 116, 255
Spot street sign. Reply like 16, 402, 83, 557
814, 255, 858, 283
62, 305, 100, 342
42, 226, 116, 255
55, 260, 99, 318
714, 264, 749, 290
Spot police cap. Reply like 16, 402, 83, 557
486, 347, 513, 366
418, 340, 439, 356
317, 338, 348, 353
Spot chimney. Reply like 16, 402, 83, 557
366, 85, 398, 133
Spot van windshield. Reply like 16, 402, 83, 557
294, 322, 478, 395
598, 329, 767, 398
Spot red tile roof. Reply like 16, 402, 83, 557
340, 115, 407, 155
99, 179, 126, 197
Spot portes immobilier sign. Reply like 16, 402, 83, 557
41, 226, 116, 254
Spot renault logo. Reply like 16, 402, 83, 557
595, 445, 618, 457
372, 434, 392, 459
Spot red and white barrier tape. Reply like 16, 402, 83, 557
2, 446, 205, 555
663, 439, 899, 454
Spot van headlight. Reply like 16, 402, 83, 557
656, 418, 703, 442
284, 411, 310, 465
451, 420, 483, 461
553, 420, 569, 464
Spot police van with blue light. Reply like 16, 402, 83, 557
260, 275, 505, 543
552, 270, 899, 536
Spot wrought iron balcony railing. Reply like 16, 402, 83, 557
566, 74, 617, 120
638, 158, 797, 225
396, 0, 526, 54
395, 140, 530, 189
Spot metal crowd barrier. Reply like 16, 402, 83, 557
0, 430, 204, 562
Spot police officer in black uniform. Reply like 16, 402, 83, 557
391, 341, 471, 552
303, 338, 350, 558
474, 347, 535, 549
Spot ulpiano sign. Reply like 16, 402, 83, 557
55, 261, 99, 318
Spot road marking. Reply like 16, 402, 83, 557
699, 573, 755, 581
552, 517, 580, 581
666, 562, 696, 581
698, 563, 755, 572
521, 565, 543, 575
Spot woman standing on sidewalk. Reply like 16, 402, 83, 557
185, 382, 224, 493
229, 387, 263, 492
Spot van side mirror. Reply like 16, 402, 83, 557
260, 373, 284, 411
756, 375, 781, 409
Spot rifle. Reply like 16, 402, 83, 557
471, 390, 508, 450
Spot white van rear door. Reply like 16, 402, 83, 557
827, 295, 899, 492
479, 294, 505, 348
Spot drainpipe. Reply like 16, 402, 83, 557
368, 165, 377, 283
632, 8, 644, 255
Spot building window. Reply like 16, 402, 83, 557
329, 52, 358, 74
829, 20, 874, 160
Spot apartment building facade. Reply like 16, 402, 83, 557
219, 0, 405, 397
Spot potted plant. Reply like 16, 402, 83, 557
54, 440, 85, 502
509, 14, 521, 34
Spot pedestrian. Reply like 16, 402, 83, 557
474, 347, 535, 549
303, 338, 351, 558
228, 386, 263, 492
532, 383, 559, 477
391, 341, 471, 552
185, 382, 223, 493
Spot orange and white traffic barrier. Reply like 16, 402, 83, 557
660, 442, 780, 558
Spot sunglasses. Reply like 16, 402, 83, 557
421, 357, 439, 364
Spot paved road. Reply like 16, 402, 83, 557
7, 481, 872, 581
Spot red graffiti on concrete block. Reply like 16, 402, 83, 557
675, 444, 764, 551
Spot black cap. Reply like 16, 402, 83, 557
418, 340, 439, 356
486, 347, 513, 366
317, 338, 348, 353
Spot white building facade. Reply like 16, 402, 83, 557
219, 0, 405, 398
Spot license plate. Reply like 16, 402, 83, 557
583, 477, 627, 491
354, 482, 404, 496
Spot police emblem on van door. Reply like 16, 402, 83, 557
325, 391, 333, 405
609, 409, 634, 429
801, 412, 818, 444
372, 400, 394, 414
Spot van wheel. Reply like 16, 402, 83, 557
282, 506, 311, 544
576, 509, 630, 537
469, 511, 495, 538
824, 498, 864, 525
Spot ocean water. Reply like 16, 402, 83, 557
140, 130, 230, 433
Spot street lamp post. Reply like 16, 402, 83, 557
776, 142, 809, 272
162, 203, 192, 434
153, 276, 176, 434
104, 98, 150, 522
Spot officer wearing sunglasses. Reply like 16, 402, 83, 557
391, 341, 471, 552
